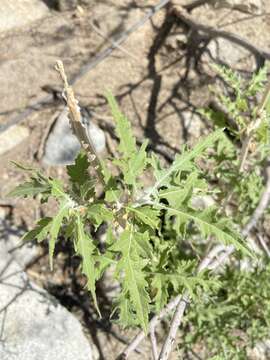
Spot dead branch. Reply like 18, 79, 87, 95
257, 234, 270, 258
242, 164, 270, 236
117, 295, 181, 359
55, 60, 104, 184
150, 323, 159, 360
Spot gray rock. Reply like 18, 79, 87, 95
0, 125, 30, 156
0, 237, 93, 360
207, 37, 251, 68
0, 0, 49, 33
42, 108, 106, 166
182, 111, 204, 139
0, 225, 38, 269
212, 0, 263, 14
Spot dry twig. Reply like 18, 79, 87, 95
55, 60, 104, 184
150, 323, 159, 360
257, 234, 270, 258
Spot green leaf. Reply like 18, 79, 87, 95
116, 140, 148, 188
22, 217, 52, 243
148, 129, 224, 198
157, 203, 251, 256
8, 178, 50, 198
75, 214, 100, 316
111, 228, 150, 332
127, 206, 160, 229
104, 177, 122, 203
49, 179, 70, 201
159, 172, 206, 208
152, 274, 169, 312
67, 150, 90, 185
245, 66, 267, 96
87, 203, 113, 229
49, 201, 69, 270
106, 92, 136, 157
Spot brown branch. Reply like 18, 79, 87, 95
55, 60, 104, 184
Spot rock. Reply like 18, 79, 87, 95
0, 225, 38, 268
206, 37, 252, 68
42, 108, 106, 166
0, 125, 29, 156
213, 0, 263, 14
182, 111, 205, 139
0, 238, 93, 360
0, 0, 50, 33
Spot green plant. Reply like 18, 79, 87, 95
9, 62, 270, 359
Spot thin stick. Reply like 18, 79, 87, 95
89, 21, 139, 61
158, 292, 190, 360
242, 165, 270, 236
150, 323, 159, 360
258, 234, 270, 258
117, 296, 181, 359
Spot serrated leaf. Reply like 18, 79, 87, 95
106, 92, 136, 157
159, 172, 205, 208
104, 177, 121, 203
8, 178, 50, 198
67, 150, 90, 185
124, 257, 149, 333
152, 274, 169, 312
22, 217, 52, 243
148, 129, 224, 198
158, 203, 251, 256
49, 179, 69, 201
133, 232, 153, 259
75, 214, 100, 316
127, 206, 160, 229
87, 203, 113, 229
120, 140, 148, 187
49, 201, 69, 270
110, 228, 150, 332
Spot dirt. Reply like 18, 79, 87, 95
1, 0, 270, 358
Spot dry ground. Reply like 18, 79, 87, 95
1, 1, 270, 358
